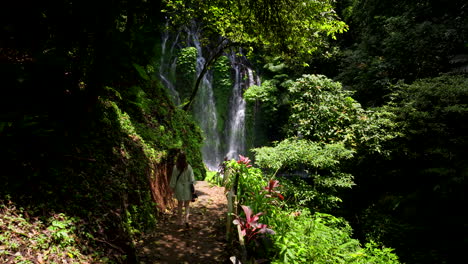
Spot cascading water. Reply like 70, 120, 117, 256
158, 22, 260, 170
225, 52, 261, 160
186, 25, 222, 170
159, 22, 180, 104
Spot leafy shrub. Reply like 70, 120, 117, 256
280, 176, 320, 210
287, 74, 401, 153
0, 201, 107, 263
253, 139, 354, 211
225, 156, 400, 264
288, 74, 362, 143
244, 80, 279, 112
225, 156, 264, 198
270, 210, 400, 264
205, 170, 224, 186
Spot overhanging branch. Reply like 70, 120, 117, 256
182, 38, 232, 111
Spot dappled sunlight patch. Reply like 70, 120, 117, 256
103, 99, 166, 163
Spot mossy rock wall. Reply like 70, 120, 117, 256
0, 66, 205, 262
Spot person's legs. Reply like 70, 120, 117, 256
183, 201, 190, 224
176, 200, 183, 225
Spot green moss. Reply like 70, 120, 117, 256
212, 56, 233, 134
175, 47, 198, 101
0, 66, 206, 262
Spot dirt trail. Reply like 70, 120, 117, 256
136, 181, 231, 264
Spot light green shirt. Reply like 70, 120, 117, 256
169, 164, 195, 201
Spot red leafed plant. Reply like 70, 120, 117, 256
237, 155, 252, 168
233, 205, 274, 244
263, 179, 284, 200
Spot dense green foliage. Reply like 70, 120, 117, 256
337, 0, 468, 106
212, 56, 233, 134
250, 74, 400, 212
326, 4, 468, 262
344, 75, 468, 263
0, 80, 205, 262
248, 67, 467, 263
288, 75, 361, 143
1, 202, 109, 262
163, 0, 347, 58
287, 74, 401, 153
175, 47, 198, 101
1, 1, 205, 262
271, 211, 400, 264
254, 139, 354, 211
244, 81, 279, 112
223, 158, 400, 263
244, 58, 292, 152
163, 0, 348, 109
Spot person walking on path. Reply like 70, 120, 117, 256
169, 152, 195, 226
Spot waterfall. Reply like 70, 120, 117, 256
158, 22, 260, 170
187, 25, 222, 171
159, 22, 180, 104
225, 52, 260, 160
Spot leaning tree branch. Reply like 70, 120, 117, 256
182, 38, 232, 111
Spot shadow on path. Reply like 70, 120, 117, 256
136, 181, 231, 264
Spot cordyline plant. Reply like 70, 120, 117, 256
230, 155, 254, 196
233, 205, 275, 245
263, 179, 284, 200
237, 155, 252, 167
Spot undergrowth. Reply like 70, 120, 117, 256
225, 157, 401, 264
0, 201, 109, 263
0, 72, 205, 262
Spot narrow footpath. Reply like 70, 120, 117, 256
136, 181, 231, 264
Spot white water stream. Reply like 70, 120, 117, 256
158, 24, 260, 170
187, 25, 222, 170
